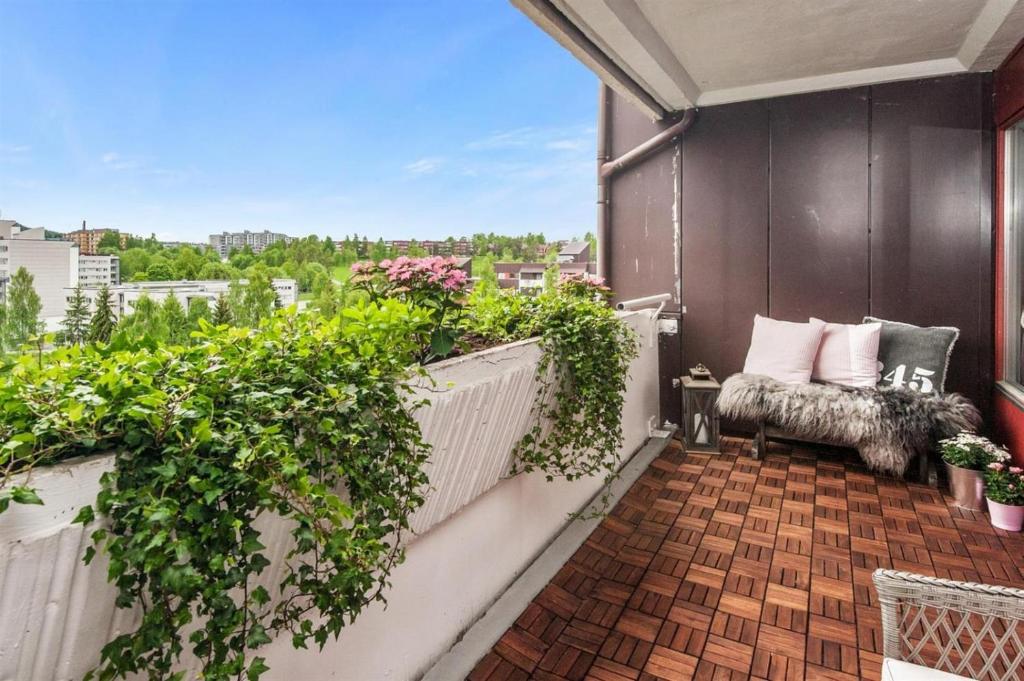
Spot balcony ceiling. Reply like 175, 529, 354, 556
513, 0, 1024, 118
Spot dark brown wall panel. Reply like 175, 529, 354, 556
769, 88, 871, 323
870, 74, 993, 413
680, 100, 769, 380
605, 73, 993, 425
607, 92, 682, 314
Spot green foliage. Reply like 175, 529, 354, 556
0, 270, 638, 680
3, 267, 43, 349
161, 294, 188, 344
212, 293, 232, 326
118, 294, 169, 341
187, 297, 212, 328
462, 289, 539, 344
0, 305, 435, 680
62, 285, 91, 346
513, 286, 636, 482
983, 461, 1024, 505
228, 273, 278, 328
88, 285, 117, 344
349, 257, 469, 362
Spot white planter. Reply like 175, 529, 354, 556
0, 310, 660, 681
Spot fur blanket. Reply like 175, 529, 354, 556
717, 373, 981, 476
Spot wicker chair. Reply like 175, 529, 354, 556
873, 569, 1024, 681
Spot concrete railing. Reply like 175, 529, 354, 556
0, 310, 660, 681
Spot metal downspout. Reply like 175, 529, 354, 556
597, 83, 612, 281
596, 97, 697, 284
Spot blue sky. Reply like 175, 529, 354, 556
0, 0, 597, 242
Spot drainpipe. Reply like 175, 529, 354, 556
596, 94, 697, 283
597, 84, 612, 281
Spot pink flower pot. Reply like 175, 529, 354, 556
987, 498, 1024, 531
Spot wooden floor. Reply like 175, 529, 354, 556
467, 437, 1024, 681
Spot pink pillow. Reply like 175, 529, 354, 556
742, 315, 825, 384
810, 319, 881, 387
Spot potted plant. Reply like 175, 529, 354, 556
939, 433, 1009, 511
983, 461, 1024, 531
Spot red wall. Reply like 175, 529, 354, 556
992, 41, 1024, 466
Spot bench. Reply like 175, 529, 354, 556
717, 373, 980, 479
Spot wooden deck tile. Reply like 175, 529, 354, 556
467, 437, 1024, 681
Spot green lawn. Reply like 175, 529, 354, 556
332, 264, 354, 283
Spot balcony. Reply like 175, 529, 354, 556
5, 2, 1024, 680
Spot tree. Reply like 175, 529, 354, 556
145, 260, 175, 281
314, 278, 342, 318
230, 273, 277, 327
3, 267, 42, 348
212, 293, 232, 326
88, 285, 117, 343
119, 294, 167, 341
62, 285, 91, 346
97, 231, 123, 251
187, 297, 211, 330
161, 293, 187, 344
543, 248, 560, 293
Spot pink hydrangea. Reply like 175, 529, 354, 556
1011, 466, 1023, 475
989, 461, 1007, 471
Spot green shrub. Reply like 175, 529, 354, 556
0, 275, 639, 680
0, 303, 434, 680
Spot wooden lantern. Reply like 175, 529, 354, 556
681, 366, 721, 453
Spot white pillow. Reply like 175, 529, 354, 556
810, 319, 881, 388
811, 319, 884, 387
742, 315, 825, 384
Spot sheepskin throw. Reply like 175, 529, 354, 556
717, 373, 981, 476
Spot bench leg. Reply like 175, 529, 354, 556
752, 421, 766, 460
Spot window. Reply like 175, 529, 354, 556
1004, 120, 1024, 387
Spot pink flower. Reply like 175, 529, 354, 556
989, 462, 1006, 471
379, 259, 392, 268
1009, 484, 1017, 491
1011, 466, 1023, 475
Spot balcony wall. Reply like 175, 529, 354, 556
606, 73, 995, 420
0, 310, 660, 681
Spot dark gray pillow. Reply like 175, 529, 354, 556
863, 317, 959, 394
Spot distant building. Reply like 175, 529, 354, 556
453, 257, 472, 278
0, 220, 79, 324
160, 241, 206, 250
78, 254, 120, 287
383, 239, 472, 257
69, 279, 298, 319
557, 241, 591, 264
492, 261, 596, 292
210, 230, 292, 258
65, 222, 126, 255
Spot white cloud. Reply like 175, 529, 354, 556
100, 152, 138, 170
404, 157, 444, 175
465, 127, 535, 151
546, 139, 588, 152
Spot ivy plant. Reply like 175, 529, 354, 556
0, 302, 433, 681
0, 273, 639, 680
511, 276, 638, 485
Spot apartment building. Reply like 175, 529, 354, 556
556, 241, 590, 264
78, 254, 120, 286
383, 239, 473, 257
209, 230, 292, 258
64, 224, 126, 255
70, 279, 298, 318
0, 220, 78, 324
